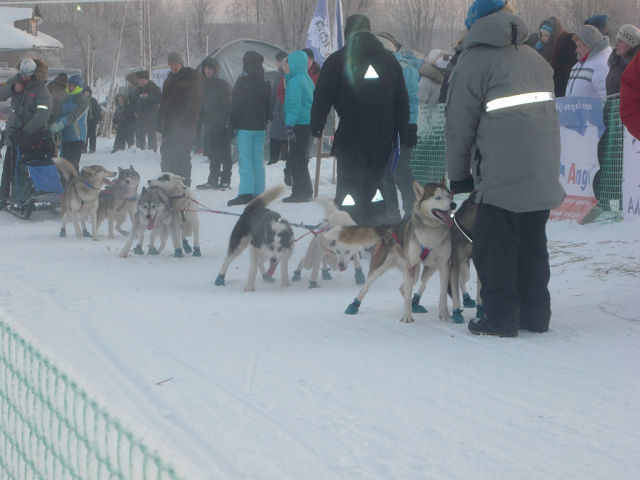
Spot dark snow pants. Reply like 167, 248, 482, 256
160, 132, 193, 186
204, 126, 232, 185
286, 125, 313, 199
472, 204, 552, 333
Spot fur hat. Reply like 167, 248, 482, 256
377, 32, 401, 52
19, 58, 36, 76
575, 25, 603, 50
167, 51, 184, 65
344, 14, 371, 39
125, 72, 137, 84
465, 0, 505, 30
67, 74, 83, 87
136, 70, 150, 80
616, 24, 640, 49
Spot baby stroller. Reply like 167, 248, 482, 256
5, 136, 63, 219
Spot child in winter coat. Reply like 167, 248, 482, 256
111, 93, 135, 153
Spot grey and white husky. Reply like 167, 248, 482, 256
119, 186, 181, 258
215, 186, 294, 291
324, 180, 456, 324
97, 165, 140, 238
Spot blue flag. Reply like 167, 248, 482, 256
305, 0, 332, 65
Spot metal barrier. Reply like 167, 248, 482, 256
0, 318, 189, 480
411, 100, 624, 222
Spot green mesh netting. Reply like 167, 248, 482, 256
411, 100, 624, 222
0, 319, 187, 480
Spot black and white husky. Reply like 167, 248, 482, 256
215, 186, 294, 291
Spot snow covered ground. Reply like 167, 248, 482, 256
1, 138, 639, 479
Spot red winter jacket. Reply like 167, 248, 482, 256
620, 51, 640, 140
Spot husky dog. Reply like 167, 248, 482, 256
148, 172, 201, 257
324, 180, 456, 323
215, 186, 294, 291
291, 198, 365, 288
54, 157, 116, 240
97, 165, 140, 238
119, 186, 181, 258
412, 191, 480, 323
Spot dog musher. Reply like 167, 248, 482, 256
158, 52, 203, 187
446, 0, 565, 337
0, 58, 52, 210
310, 14, 409, 225
135, 70, 161, 151
49, 74, 89, 171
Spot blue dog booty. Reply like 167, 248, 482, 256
214, 274, 225, 286
451, 308, 464, 324
412, 293, 428, 313
345, 298, 361, 315
463, 293, 476, 308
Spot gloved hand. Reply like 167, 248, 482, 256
449, 174, 475, 194
286, 126, 296, 143
49, 121, 64, 134
310, 127, 323, 139
401, 123, 418, 149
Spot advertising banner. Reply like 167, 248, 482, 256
623, 126, 640, 221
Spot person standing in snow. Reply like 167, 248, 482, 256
445, 0, 565, 337
134, 70, 161, 151
536, 17, 576, 97
282, 50, 315, 202
83, 86, 102, 153
268, 51, 289, 168
565, 25, 612, 98
158, 51, 203, 186
49, 74, 89, 171
227, 51, 271, 206
606, 25, 640, 96
310, 14, 409, 225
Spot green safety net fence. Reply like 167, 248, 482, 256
411, 100, 624, 222
0, 318, 188, 480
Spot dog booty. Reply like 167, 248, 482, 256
345, 298, 361, 315
214, 274, 225, 286
411, 293, 428, 314
451, 308, 464, 324
463, 293, 476, 308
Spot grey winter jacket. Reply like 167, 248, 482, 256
446, 10, 565, 212
0, 59, 52, 143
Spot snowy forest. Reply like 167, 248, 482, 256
33, 0, 640, 85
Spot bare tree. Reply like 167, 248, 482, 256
186, 0, 216, 51
388, 0, 442, 52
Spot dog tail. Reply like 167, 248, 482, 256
313, 197, 339, 215
248, 185, 286, 209
323, 225, 385, 249
53, 157, 77, 181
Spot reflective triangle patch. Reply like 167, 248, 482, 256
342, 194, 356, 206
364, 65, 379, 79
371, 189, 383, 202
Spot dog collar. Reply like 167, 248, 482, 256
82, 180, 99, 190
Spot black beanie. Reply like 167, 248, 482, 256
344, 14, 371, 40
243, 50, 264, 76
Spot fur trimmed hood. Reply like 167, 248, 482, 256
15, 58, 48, 83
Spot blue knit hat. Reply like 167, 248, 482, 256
465, 0, 505, 30
67, 74, 83, 87
584, 14, 609, 34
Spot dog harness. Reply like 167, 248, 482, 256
453, 215, 473, 244
390, 231, 430, 261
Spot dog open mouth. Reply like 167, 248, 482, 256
146, 214, 157, 230
432, 209, 453, 226
103, 178, 114, 186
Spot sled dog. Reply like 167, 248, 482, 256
148, 172, 201, 256
324, 180, 456, 323
54, 157, 116, 240
119, 186, 180, 258
97, 165, 140, 238
215, 186, 294, 291
292, 198, 365, 288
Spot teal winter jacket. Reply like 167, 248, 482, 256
394, 49, 422, 124
284, 50, 315, 126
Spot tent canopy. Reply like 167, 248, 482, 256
198, 39, 287, 86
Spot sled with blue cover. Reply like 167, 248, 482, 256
6, 138, 62, 219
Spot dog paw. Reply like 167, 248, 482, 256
463, 293, 476, 308
451, 309, 465, 324
354, 268, 365, 285
192, 246, 201, 257
291, 270, 301, 282
82, 229, 91, 238
214, 274, 225, 286
308, 281, 319, 289
345, 298, 361, 315
182, 239, 192, 254
400, 314, 415, 323
321, 269, 332, 281
439, 308, 450, 323
133, 245, 144, 255
244, 285, 255, 292
173, 249, 183, 258
148, 246, 159, 255
119, 251, 128, 258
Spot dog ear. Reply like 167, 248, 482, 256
412, 181, 424, 199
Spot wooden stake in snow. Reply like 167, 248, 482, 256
102, 1, 129, 139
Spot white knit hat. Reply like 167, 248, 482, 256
19, 58, 36, 76
616, 24, 640, 49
